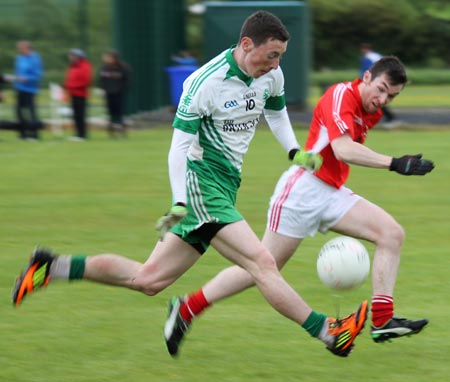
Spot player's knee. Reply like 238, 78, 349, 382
381, 221, 405, 249
262, 251, 278, 270
136, 280, 164, 296
142, 288, 161, 297
132, 272, 166, 296
251, 248, 278, 278
390, 221, 405, 245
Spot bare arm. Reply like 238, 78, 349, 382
331, 133, 392, 168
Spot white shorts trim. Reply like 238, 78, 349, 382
267, 166, 362, 238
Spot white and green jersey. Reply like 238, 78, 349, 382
173, 47, 286, 191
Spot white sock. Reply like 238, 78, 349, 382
49, 255, 71, 280
318, 318, 334, 347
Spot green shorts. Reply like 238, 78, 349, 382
171, 162, 243, 253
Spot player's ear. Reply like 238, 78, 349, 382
240, 37, 254, 52
363, 70, 372, 84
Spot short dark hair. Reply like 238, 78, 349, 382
369, 56, 408, 86
239, 10, 290, 47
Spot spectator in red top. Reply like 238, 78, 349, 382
64, 49, 92, 141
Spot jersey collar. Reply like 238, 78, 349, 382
351, 78, 364, 105
225, 46, 253, 86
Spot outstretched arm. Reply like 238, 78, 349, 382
331, 134, 392, 168
330, 133, 434, 175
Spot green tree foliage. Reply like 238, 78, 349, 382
311, 0, 450, 69
183, 0, 450, 70
0, 0, 448, 84
23, 0, 79, 79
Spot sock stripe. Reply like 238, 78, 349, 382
372, 295, 393, 304
186, 302, 196, 318
371, 294, 394, 327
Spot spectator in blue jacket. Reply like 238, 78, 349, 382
14, 41, 43, 140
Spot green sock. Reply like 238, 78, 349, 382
69, 255, 86, 280
302, 311, 327, 338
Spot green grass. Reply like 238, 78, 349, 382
1, 126, 449, 382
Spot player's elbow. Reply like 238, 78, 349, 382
334, 140, 367, 165
330, 136, 354, 163
333, 149, 346, 162
332, 145, 352, 163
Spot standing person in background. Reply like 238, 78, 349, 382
13, 41, 43, 140
360, 43, 398, 127
64, 49, 92, 141
98, 49, 131, 138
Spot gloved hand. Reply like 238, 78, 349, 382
290, 149, 323, 171
155, 203, 188, 240
389, 154, 435, 176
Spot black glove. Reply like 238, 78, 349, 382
389, 154, 434, 176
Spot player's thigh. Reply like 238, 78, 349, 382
331, 198, 402, 243
261, 228, 302, 269
211, 220, 275, 273
137, 232, 201, 288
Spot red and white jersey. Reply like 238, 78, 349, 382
305, 78, 382, 188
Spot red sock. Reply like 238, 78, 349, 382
371, 294, 394, 328
179, 289, 211, 323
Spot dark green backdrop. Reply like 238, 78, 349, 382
112, 0, 187, 114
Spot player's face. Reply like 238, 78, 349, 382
360, 72, 404, 113
241, 37, 287, 78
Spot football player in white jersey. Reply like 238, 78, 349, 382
12, 11, 367, 358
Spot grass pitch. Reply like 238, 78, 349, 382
0, 126, 449, 382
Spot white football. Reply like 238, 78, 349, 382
317, 236, 370, 290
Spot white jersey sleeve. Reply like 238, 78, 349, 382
263, 68, 300, 152
168, 128, 197, 204
264, 67, 287, 111
264, 107, 300, 153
